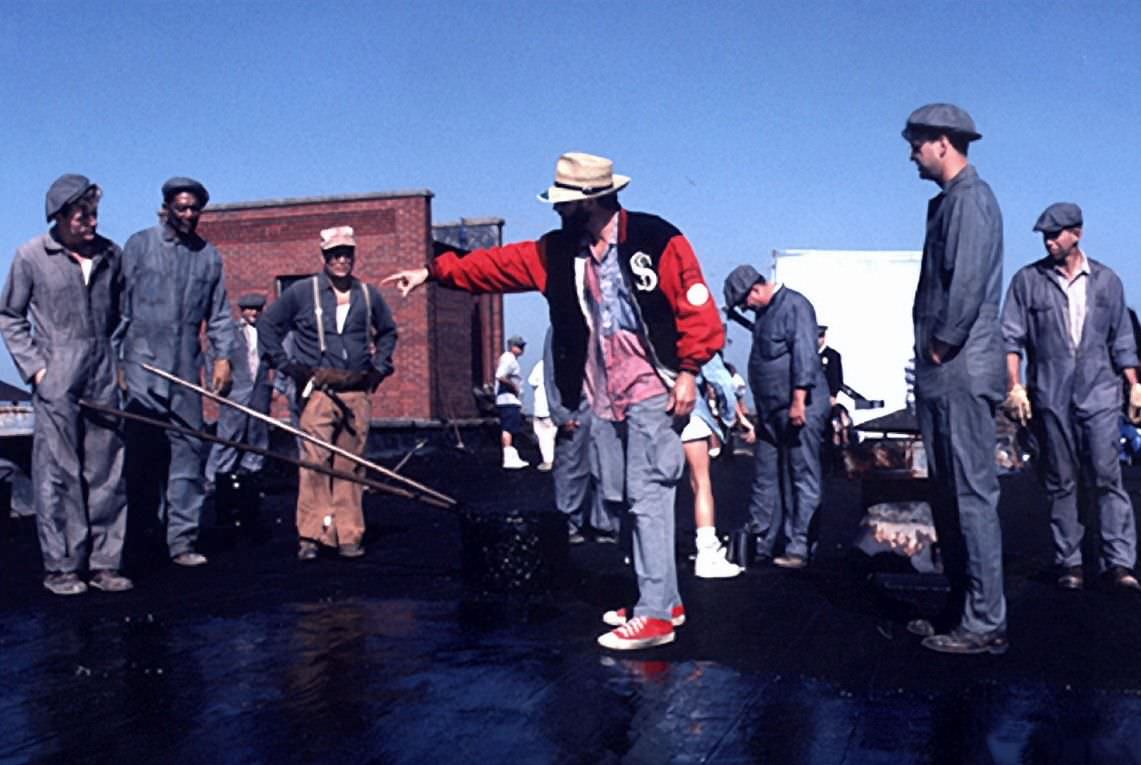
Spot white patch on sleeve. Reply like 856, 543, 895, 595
686, 283, 710, 307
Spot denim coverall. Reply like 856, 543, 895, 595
745, 286, 830, 560
0, 232, 127, 573
912, 165, 1007, 635
119, 224, 233, 557
1002, 256, 1138, 571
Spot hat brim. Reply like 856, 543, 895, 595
321, 238, 357, 252
537, 175, 630, 204
901, 126, 982, 142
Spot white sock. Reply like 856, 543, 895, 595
696, 526, 719, 550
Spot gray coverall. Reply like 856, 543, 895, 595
744, 286, 830, 560
119, 224, 233, 557
0, 232, 126, 573
1002, 257, 1138, 570
912, 164, 1007, 635
543, 330, 622, 535
205, 318, 272, 481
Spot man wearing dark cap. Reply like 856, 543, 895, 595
205, 292, 274, 527
496, 335, 529, 469
724, 265, 830, 570
383, 152, 724, 650
0, 175, 132, 594
902, 103, 1008, 654
259, 226, 397, 561
119, 177, 234, 567
1002, 203, 1141, 593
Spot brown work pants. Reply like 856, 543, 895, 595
297, 390, 371, 547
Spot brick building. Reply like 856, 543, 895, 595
198, 191, 503, 423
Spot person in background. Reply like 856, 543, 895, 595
683, 354, 744, 578
206, 292, 273, 527
528, 354, 556, 472
725, 265, 830, 572
497, 336, 529, 469
1002, 202, 1141, 592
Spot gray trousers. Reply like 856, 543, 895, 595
746, 406, 828, 559
595, 395, 684, 621
33, 393, 127, 573
917, 390, 1007, 634
124, 387, 206, 557
1034, 407, 1136, 570
553, 409, 621, 534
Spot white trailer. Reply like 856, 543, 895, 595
769, 248, 921, 425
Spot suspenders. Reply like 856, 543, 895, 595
311, 275, 376, 358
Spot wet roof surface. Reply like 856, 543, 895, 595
2, 443, 1141, 764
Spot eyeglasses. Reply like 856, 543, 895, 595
324, 251, 355, 262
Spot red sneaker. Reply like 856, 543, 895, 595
597, 616, 675, 650
602, 604, 686, 627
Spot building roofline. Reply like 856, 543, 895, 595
203, 189, 435, 212
432, 217, 506, 228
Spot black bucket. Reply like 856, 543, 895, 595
727, 529, 756, 569
460, 509, 568, 596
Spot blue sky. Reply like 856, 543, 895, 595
2, 1, 1139, 390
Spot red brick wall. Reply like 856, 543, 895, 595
198, 192, 487, 422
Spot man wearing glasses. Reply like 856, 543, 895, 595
258, 226, 397, 561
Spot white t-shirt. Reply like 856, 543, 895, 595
528, 360, 549, 419
495, 351, 522, 407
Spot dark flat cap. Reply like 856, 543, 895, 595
1033, 203, 1083, 234
45, 174, 97, 222
902, 103, 982, 142
506, 335, 526, 349
723, 265, 765, 309
238, 293, 267, 310
162, 177, 209, 206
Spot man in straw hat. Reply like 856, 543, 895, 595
0, 175, 132, 595
1002, 202, 1141, 593
259, 225, 397, 561
384, 152, 724, 650
901, 104, 1008, 654
119, 176, 234, 568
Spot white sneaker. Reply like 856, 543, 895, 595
502, 447, 529, 470
695, 546, 743, 579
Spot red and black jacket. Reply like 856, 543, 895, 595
429, 208, 724, 409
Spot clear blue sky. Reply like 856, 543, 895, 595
2, 1, 1139, 392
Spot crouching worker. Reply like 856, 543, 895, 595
259, 226, 397, 560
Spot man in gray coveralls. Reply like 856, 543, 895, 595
1002, 202, 1141, 592
120, 177, 233, 568
903, 103, 1008, 654
0, 175, 132, 595
724, 265, 830, 570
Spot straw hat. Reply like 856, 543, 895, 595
537, 152, 630, 204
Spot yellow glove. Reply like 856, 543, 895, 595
1003, 383, 1032, 426
1129, 383, 1141, 425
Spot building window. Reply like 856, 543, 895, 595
276, 274, 317, 296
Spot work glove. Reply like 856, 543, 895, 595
211, 359, 232, 396
1129, 383, 1141, 426
365, 368, 386, 391
1003, 383, 1032, 426
312, 368, 355, 390
282, 362, 314, 390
